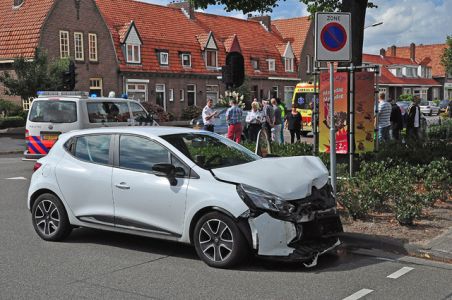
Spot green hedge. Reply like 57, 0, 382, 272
0, 116, 25, 129
427, 119, 452, 140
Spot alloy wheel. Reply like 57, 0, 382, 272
198, 219, 234, 262
34, 200, 60, 236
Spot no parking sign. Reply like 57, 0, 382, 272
315, 12, 351, 62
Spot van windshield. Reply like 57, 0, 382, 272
29, 100, 77, 123
294, 93, 316, 110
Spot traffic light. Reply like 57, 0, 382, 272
222, 52, 244, 89
62, 61, 76, 91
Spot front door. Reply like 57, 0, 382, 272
112, 135, 188, 238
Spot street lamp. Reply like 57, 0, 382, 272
365, 21, 383, 29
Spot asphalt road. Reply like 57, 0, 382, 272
1, 154, 451, 300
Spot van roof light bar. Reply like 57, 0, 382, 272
37, 91, 89, 98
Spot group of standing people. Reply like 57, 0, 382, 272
377, 92, 423, 143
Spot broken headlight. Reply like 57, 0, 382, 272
236, 184, 296, 216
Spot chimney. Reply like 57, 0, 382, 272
390, 45, 397, 56
248, 15, 271, 32
410, 43, 416, 61
380, 48, 386, 57
168, 1, 194, 19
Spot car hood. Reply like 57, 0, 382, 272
212, 156, 329, 200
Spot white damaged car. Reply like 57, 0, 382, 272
28, 127, 343, 268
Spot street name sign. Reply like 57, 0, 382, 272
315, 12, 351, 62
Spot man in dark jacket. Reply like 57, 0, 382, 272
406, 96, 422, 140
390, 99, 403, 140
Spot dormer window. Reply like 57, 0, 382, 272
251, 58, 259, 70
159, 51, 169, 65
126, 44, 140, 63
181, 53, 191, 67
285, 57, 294, 72
267, 59, 275, 71
281, 42, 295, 73
206, 50, 217, 68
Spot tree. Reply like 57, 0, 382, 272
0, 48, 69, 102
440, 36, 452, 77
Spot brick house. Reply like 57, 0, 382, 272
363, 50, 441, 101
387, 43, 452, 100
0, 0, 119, 108
94, 0, 301, 116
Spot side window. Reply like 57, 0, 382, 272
74, 135, 111, 165
130, 102, 148, 123
119, 135, 170, 172
87, 102, 131, 123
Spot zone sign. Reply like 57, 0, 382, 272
315, 12, 351, 62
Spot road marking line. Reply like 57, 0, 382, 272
387, 267, 414, 279
5, 176, 27, 180
342, 289, 374, 300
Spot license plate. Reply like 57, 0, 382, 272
41, 134, 59, 141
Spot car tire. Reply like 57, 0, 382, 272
193, 212, 248, 268
31, 193, 72, 241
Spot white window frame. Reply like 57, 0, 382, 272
126, 44, 141, 64
285, 57, 294, 72
169, 88, 174, 102
181, 53, 191, 68
267, 59, 275, 72
88, 33, 98, 62
271, 86, 279, 98
180, 89, 184, 102
74, 32, 84, 61
432, 87, 439, 99
379, 87, 387, 98
187, 84, 196, 106
206, 85, 219, 104
22, 98, 32, 111
284, 86, 295, 107
155, 84, 166, 111
251, 58, 259, 70
59, 31, 70, 59
160, 52, 169, 65
205, 50, 218, 68
89, 78, 103, 96
126, 79, 148, 102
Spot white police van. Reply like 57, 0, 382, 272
25, 91, 157, 159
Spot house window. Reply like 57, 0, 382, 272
432, 87, 440, 99
284, 86, 295, 107
187, 84, 196, 106
159, 52, 169, 65
272, 86, 279, 98
88, 33, 98, 61
181, 53, 191, 67
155, 84, 165, 109
74, 32, 84, 61
179, 89, 184, 101
251, 58, 259, 70
285, 57, 294, 72
206, 85, 219, 104
406, 67, 417, 77
403, 88, 412, 95
126, 44, 140, 64
59, 31, 70, 58
379, 88, 387, 98
126, 81, 148, 102
206, 50, 217, 68
169, 89, 174, 102
89, 78, 103, 97
267, 59, 275, 71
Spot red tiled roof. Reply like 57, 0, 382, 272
0, 0, 55, 60
389, 44, 447, 77
117, 21, 133, 44
273, 17, 312, 62
363, 54, 441, 86
95, 0, 298, 78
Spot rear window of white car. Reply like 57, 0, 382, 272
87, 102, 131, 123
29, 100, 77, 123
73, 135, 111, 165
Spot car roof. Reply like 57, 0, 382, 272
33, 97, 141, 103
64, 126, 201, 138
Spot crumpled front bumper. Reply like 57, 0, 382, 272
247, 208, 343, 267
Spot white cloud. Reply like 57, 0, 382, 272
363, 0, 452, 54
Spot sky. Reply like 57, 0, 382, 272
141, 0, 451, 54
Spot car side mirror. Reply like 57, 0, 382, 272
152, 163, 177, 186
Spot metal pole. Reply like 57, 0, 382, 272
374, 66, 380, 152
313, 63, 319, 156
349, 63, 354, 177
329, 62, 336, 196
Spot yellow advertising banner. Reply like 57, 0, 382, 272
354, 72, 375, 153
319, 72, 349, 154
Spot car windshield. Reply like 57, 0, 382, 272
29, 100, 77, 123
161, 132, 260, 170
420, 101, 429, 106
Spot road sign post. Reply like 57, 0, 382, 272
315, 12, 351, 196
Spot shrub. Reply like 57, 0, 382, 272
427, 118, 452, 140
139, 102, 173, 123
394, 195, 423, 226
0, 99, 22, 117
181, 106, 202, 121
0, 116, 25, 129
423, 158, 452, 205
337, 177, 374, 220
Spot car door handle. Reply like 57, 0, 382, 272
115, 182, 130, 190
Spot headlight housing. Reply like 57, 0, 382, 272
236, 184, 295, 216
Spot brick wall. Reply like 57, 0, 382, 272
39, 0, 120, 96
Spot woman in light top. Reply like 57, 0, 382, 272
246, 101, 263, 143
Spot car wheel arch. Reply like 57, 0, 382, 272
29, 189, 59, 212
188, 206, 252, 249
